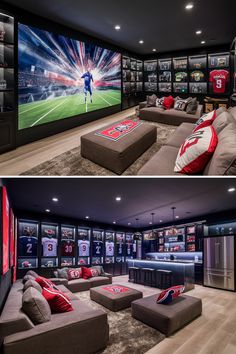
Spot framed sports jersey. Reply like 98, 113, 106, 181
115, 232, 125, 262
158, 58, 172, 71
209, 69, 230, 94
173, 57, 187, 70
105, 231, 115, 264
92, 229, 104, 264
189, 55, 207, 70
125, 233, 134, 259
190, 71, 205, 83
144, 60, 157, 72
41, 223, 58, 257
77, 227, 91, 265
130, 58, 137, 71
208, 53, 230, 69
189, 83, 207, 94
9, 209, 15, 267
60, 225, 75, 267
122, 56, 131, 70
0, 187, 10, 274
18, 220, 39, 261
136, 60, 143, 71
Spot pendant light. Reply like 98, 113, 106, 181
134, 218, 142, 240
171, 207, 177, 235
151, 212, 155, 239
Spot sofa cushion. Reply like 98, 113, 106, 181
89, 276, 111, 288
67, 268, 82, 280
26, 270, 38, 278
227, 106, 236, 124
57, 267, 69, 279
42, 287, 73, 313
166, 123, 195, 148
194, 110, 216, 131
22, 274, 35, 284
147, 94, 157, 107
67, 278, 91, 293
82, 267, 100, 279
203, 123, 236, 175
174, 98, 188, 111
23, 279, 42, 293
22, 287, 51, 324
186, 97, 198, 115
138, 145, 180, 175
212, 111, 231, 134
156, 285, 185, 305
163, 96, 174, 110
175, 126, 218, 174
156, 97, 164, 108
35, 276, 58, 290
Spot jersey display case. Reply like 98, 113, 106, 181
144, 60, 157, 93
122, 55, 143, 109
104, 231, 115, 264
125, 233, 134, 259
92, 229, 104, 265
41, 223, 58, 268
208, 52, 230, 95
115, 232, 125, 263
77, 227, 90, 265
143, 230, 156, 254
173, 57, 188, 94
60, 225, 76, 267
186, 225, 196, 252
189, 54, 207, 94
18, 220, 39, 269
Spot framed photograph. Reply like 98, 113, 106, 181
1, 186, 9, 275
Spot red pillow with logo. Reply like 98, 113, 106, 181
157, 285, 185, 305
163, 95, 174, 110
174, 125, 218, 174
35, 276, 58, 290
82, 267, 99, 279
42, 287, 73, 313
67, 268, 82, 281
193, 110, 216, 131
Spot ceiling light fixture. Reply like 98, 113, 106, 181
115, 25, 121, 31
115, 196, 122, 202
196, 30, 202, 35
152, 49, 157, 52
149, 222, 152, 225
85, 216, 90, 219
159, 220, 163, 223
228, 187, 236, 192
201, 40, 206, 44
128, 222, 131, 225
113, 221, 116, 224
45, 209, 50, 213
52, 197, 58, 202
185, 3, 194, 10
139, 40, 144, 44
176, 215, 179, 219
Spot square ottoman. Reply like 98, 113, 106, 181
132, 294, 202, 336
90, 284, 143, 312
81, 119, 157, 174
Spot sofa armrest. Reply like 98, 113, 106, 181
139, 101, 147, 110
49, 278, 68, 286
103, 273, 112, 283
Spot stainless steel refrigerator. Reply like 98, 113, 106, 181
204, 236, 235, 291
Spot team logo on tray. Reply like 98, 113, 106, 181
103, 285, 129, 294
96, 119, 141, 141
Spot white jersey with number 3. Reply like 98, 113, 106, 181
42, 237, 58, 257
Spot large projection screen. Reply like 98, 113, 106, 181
18, 23, 121, 130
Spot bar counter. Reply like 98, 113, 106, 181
127, 259, 195, 292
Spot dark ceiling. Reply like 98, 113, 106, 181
5, 178, 236, 228
3, 0, 236, 54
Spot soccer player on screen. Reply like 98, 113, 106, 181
81, 70, 94, 103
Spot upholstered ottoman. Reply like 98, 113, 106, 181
81, 119, 157, 174
90, 284, 143, 312
132, 294, 202, 336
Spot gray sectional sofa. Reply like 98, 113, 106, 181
0, 280, 109, 354
138, 107, 236, 175
139, 101, 203, 126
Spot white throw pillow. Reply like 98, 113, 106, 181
156, 97, 164, 108
194, 110, 216, 131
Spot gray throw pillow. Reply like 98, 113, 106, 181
186, 97, 198, 115
146, 94, 157, 107
23, 275, 35, 284
57, 268, 69, 279
23, 279, 42, 293
22, 287, 51, 324
26, 270, 38, 278
212, 111, 230, 135
91, 266, 104, 276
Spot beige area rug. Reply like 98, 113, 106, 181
21, 119, 176, 176
76, 290, 165, 354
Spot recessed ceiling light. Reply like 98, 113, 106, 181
185, 3, 194, 10
176, 216, 179, 219
196, 30, 202, 35
115, 25, 121, 31
149, 222, 152, 225
115, 196, 121, 202
128, 222, 131, 225
52, 197, 58, 202
228, 187, 235, 192
139, 40, 144, 44
159, 220, 163, 223
152, 49, 157, 52
85, 216, 90, 219
201, 40, 206, 44
113, 221, 116, 224
45, 209, 50, 213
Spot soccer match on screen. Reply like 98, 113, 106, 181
18, 23, 121, 130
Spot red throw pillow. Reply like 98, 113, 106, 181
163, 96, 174, 110
174, 125, 218, 174
194, 110, 216, 131
35, 276, 58, 290
42, 287, 73, 313
157, 285, 185, 305
82, 267, 99, 279
67, 268, 82, 280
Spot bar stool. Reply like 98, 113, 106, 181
142, 268, 155, 287
156, 269, 173, 289
128, 267, 141, 284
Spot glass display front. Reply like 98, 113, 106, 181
92, 230, 104, 264
77, 228, 90, 265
